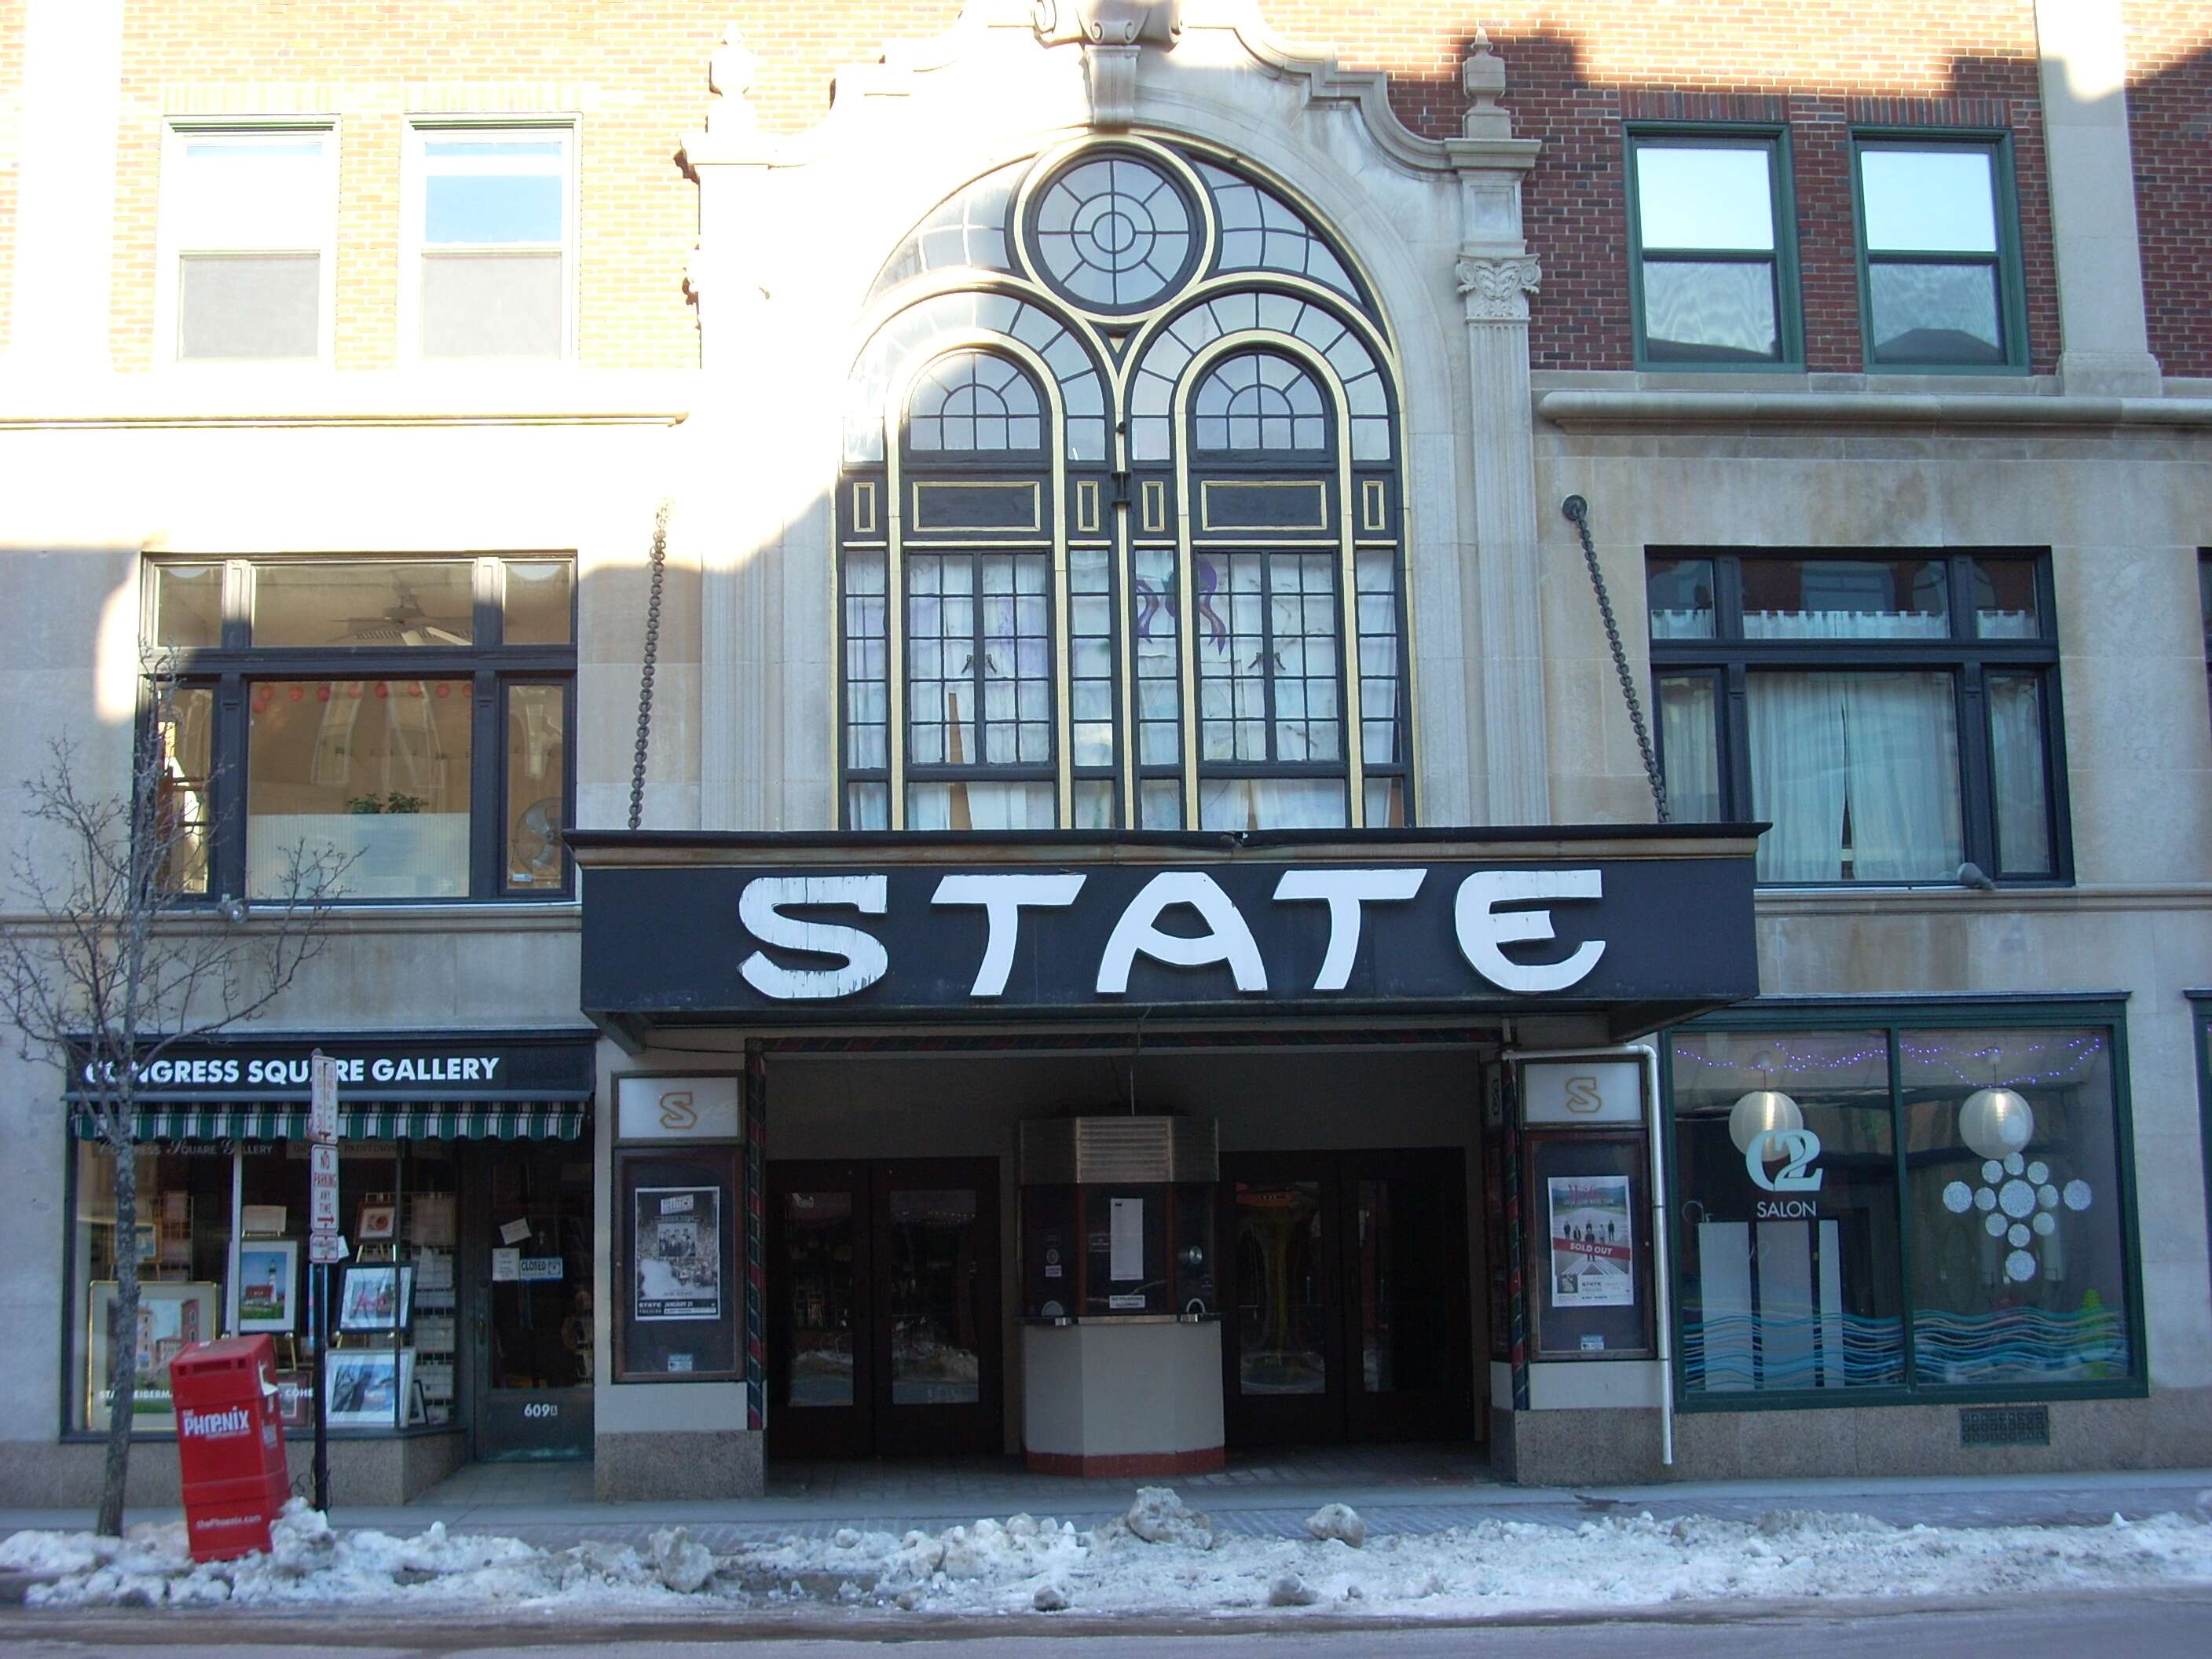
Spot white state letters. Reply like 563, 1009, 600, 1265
1096, 871, 1269, 994
738, 875, 890, 999
1271, 868, 1426, 991
931, 873, 1087, 998
1452, 869, 1607, 993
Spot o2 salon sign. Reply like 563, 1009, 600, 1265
582, 857, 1757, 1018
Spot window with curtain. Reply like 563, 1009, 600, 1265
837, 141, 1409, 832
1669, 1010, 2139, 1404
1647, 551, 2065, 884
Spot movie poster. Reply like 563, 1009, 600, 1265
634, 1186, 721, 1321
1547, 1174, 1635, 1309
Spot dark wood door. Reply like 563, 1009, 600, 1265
1221, 1148, 1472, 1447
765, 1162, 873, 1459
767, 1158, 1002, 1459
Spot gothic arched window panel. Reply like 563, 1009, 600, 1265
841, 139, 1411, 833
1192, 350, 1328, 453
906, 350, 1046, 454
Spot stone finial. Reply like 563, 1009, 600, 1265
1463, 27, 1511, 141
707, 25, 760, 134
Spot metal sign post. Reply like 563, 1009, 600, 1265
308, 1051, 339, 1512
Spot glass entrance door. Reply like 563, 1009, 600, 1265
767, 1158, 1001, 1459
467, 1143, 593, 1459
1221, 1149, 1471, 1446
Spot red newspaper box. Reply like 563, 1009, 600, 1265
169, 1335, 291, 1561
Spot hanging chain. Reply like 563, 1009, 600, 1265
1562, 495, 1668, 822
628, 500, 671, 832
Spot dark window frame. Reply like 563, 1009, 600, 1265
1849, 128, 2030, 375
141, 554, 578, 905
1624, 123, 1803, 373
1647, 547, 2073, 888
1661, 998, 2147, 1413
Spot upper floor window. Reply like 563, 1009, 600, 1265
1648, 550, 2065, 884
405, 125, 575, 360
1626, 129, 1798, 370
2199, 551, 2210, 727
840, 141, 1409, 834
1853, 136, 2025, 372
146, 556, 576, 903
158, 125, 336, 363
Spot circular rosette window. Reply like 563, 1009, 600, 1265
1027, 151, 1199, 313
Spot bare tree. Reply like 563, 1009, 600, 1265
0, 655, 346, 1536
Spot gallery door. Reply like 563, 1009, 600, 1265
1221, 1149, 1472, 1446
766, 1158, 1002, 1459
463, 1143, 594, 1460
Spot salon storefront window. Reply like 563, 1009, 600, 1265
145, 555, 576, 902
1666, 1005, 2141, 1404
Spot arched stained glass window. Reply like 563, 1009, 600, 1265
1192, 351, 1326, 452
840, 140, 1409, 833
907, 351, 1045, 453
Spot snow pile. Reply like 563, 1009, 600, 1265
6, 1492, 2212, 1621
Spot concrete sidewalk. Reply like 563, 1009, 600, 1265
4, 1452, 2208, 1553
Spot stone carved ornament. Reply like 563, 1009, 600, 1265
1456, 255, 1542, 320
1034, 0, 1184, 46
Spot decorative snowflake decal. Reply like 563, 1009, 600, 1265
1942, 1154, 2093, 1282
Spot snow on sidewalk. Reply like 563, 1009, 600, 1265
6, 1487, 2212, 1621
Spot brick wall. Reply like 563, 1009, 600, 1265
0, 2, 24, 357
2122, 1, 2212, 378
101, 1, 2071, 375
113, 2, 726, 370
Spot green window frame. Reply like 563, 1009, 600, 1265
1625, 125, 1801, 372
1851, 130, 2028, 374
1661, 1000, 2146, 1412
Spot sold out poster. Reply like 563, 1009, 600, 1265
1547, 1174, 1634, 1308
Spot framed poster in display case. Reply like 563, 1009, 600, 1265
613, 1146, 742, 1382
84, 1280, 220, 1432
1522, 1135, 1655, 1360
236, 1240, 300, 1333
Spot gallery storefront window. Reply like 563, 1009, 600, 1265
1667, 1005, 2140, 1404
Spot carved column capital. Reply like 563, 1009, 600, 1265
1455, 255, 1541, 320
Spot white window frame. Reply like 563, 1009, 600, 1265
153, 119, 340, 368
400, 118, 580, 364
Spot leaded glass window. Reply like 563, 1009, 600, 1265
841, 140, 1410, 833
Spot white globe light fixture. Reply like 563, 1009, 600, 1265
1729, 1089, 1804, 1155
1959, 1087, 2034, 1160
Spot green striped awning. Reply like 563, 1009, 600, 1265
71, 1104, 585, 1143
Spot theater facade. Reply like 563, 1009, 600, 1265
2, 2, 2207, 1505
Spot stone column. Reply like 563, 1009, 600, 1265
1447, 36, 1548, 826
2033, 0, 2162, 394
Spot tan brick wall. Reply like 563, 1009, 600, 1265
2122, 0, 2212, 378
102, 2, 2071, 374
112, 2, 726, 370
0, 0, 25, 357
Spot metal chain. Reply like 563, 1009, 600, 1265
628, 500, 671, 832
1562, 494, 1668, 822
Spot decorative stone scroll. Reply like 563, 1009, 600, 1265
1456, 255, 1542, 322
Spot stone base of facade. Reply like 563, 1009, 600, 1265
593, 1428, 763, 1501
0, 1431, 468, 1509
1024, 1446, 1226, 1478
1491, 1387, 2212, 1486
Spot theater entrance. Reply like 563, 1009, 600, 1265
1221, 1148, 1474, 1447
765, 1158, 1003, 1459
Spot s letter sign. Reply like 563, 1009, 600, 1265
579, 849, 1758, 1027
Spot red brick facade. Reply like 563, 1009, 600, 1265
2122, 0, 2212, 379
61, 1, 2203, 377
0, 2, 25, 357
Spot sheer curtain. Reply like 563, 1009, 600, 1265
1657, 677, 1722, 821
1986, 672, 2051, 873
1198, 778, 1347, 830
1749, 669, 1961, 881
